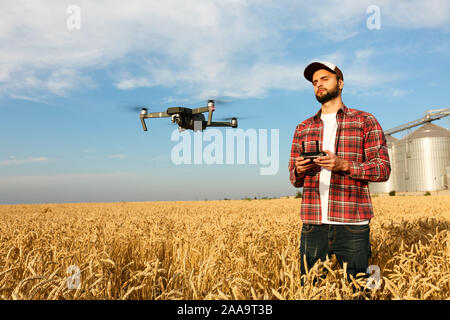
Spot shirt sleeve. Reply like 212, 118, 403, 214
289, 124, 305, 187
347, 114, 391, 182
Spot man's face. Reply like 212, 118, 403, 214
312, 69, 342, 104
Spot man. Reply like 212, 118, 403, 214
288, 61, 390, 284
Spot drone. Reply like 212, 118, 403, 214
139, 100, 238, 132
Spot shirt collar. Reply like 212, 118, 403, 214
313, 104, 347, 122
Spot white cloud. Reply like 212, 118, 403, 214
115, 77, 152, 90
1, 0, 449, 100
45, 68, 95, 95
0, 156, 49, 166
108, 154, 128, 159
380, 0, 450, 29
391, 89, 413, 98
282, 0, 450, 32
9, 94, 43, 102
307, 48, 406, 95
150, 155, 168, 162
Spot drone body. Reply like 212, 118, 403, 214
139, 100, 237, 131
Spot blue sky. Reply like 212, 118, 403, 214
1, 0, 449, 204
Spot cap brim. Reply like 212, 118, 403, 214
303, 62, 335, 82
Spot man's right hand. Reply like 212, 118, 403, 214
295, 156, 315, 177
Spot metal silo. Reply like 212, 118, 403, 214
445, 165, 450, 189
369, 134, 397, 194
394, 122, 450, 192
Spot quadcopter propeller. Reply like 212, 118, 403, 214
216, 116, 251, 121
188, 96, 236, 108
212, 98, 233, 105
119, 105, 148, 113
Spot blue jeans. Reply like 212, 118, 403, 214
299, 223, 371, 284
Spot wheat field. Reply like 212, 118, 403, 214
0, 196, 448, 300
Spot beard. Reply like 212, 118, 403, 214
315, 83, 340, 104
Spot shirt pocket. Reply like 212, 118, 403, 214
337, 121, 364, 162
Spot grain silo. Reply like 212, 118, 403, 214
369, 134, 397, 194
393, 122, 450, 192
446, 165, 450, 189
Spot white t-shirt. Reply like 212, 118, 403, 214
319, 112, 369, 225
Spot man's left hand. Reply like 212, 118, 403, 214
313, 150, 350, 172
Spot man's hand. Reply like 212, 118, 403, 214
295, 156, 315, 177
313, 150, 350, 172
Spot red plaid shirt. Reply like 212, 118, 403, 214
289, 104, 391, 224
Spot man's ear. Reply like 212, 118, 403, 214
339, 79, 344, 91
